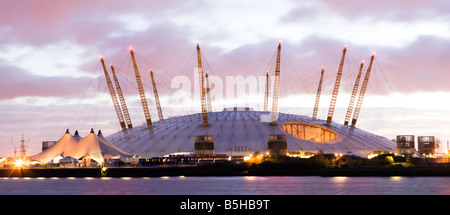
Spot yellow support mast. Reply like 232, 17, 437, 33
344, 61, 364, 126
196, 43, 209, 127
130, 48, 153, 130
111, 64, 133, 129
100, 57, 126, 130
351, 53, 375, 126
270, 41, 281, 126
312, 67, 325, 119
150, 70, 164, 122
326, 46, 347, 126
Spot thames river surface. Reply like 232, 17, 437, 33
1, 176, 450, 195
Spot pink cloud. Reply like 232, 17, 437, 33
0, 60, 91, 99
317, 0, 450, 21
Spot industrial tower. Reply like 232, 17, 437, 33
344, 61, 364, 126
110, 64, 133, 129
196, 44, 209, 127
351, 54, 375, 126
11, 134, 28, 159
130, 48, 153, 130
150, 70, 164, 121
326, 46, 347, 125
312, 67, 325, 119
100, 57, 126, 130
270, 42, 282, 125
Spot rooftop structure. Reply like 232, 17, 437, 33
31, 129, 132, 164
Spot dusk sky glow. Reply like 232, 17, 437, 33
1, 0, 450, 156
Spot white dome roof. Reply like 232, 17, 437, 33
107, 109, 396, 158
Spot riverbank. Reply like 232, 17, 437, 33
3, 160, 450, 177
0, 163, 248, 177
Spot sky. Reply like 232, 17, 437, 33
1, 0, 450, 156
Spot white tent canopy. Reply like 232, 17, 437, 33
31, 129, 132, 164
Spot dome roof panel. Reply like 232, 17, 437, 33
106, 110, 396, 158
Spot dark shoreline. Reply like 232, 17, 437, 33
3, 163, 450, 177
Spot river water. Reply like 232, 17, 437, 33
1, 176, 449, 195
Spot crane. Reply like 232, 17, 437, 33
270, 41, 282, 126
196, 43, 209, 127
312, 67, 325, 119
150, 70, 164, 121
205, 71, 212, 112
264, 71, 269, 112
110, 64, 133, 129
100, 57, 126, 130
351, 53, 375, 126
130, 48, 153, 130
326, 46, 347, 126
344, 61, 364, 126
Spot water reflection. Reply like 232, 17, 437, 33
0, 176, 448, 195
390, 176, 402, 181
245, 176, 257, 180
332, 176, 348, 183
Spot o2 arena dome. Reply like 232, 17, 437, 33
106, 107, 395, 158
37, 42, 396, 162
103, 43, 395, 159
